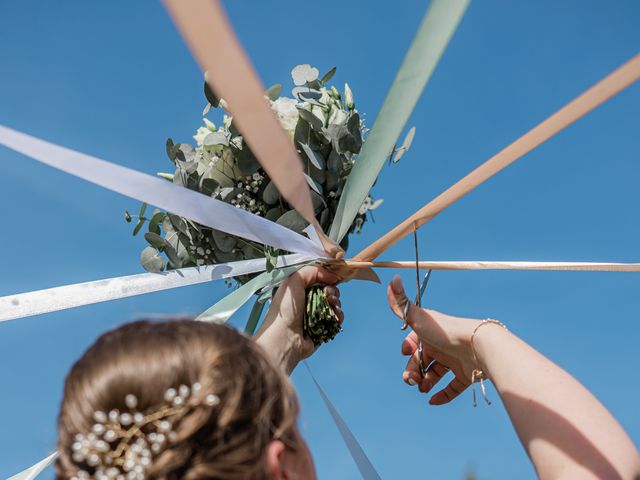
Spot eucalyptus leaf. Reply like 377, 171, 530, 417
299, 142, 325, 170
304, 174, 323, 195
144, 232, 166, 249
237, 151, 260, 175
276, 210, 309, 234
264, 83, 282, 101
211, 229, 237, 253
320, 66, 337, 84
292, 86, 323, 106
138, 202, 147, 218
204, 79, 220, 107
148, 211, 166, 235
200, 178, 219, 196
166, 138, 177, 163
132, 218, 145, 237
203, 132, 229, 147
140, 247, 164, 273
393, 126, 416, 162
164, 243, 182, 268
296, 107, 324, 130
262, 181, 280, 205
168, 214, 190, 238
265, 246, 278, 273
265, 207, 284, 222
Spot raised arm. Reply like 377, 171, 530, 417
254, 266, 343, 374
388, 275, 639, 480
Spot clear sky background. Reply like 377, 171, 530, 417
1, 1, 638, 479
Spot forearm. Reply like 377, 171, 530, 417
254, 309, 303, 375
475, 325, 639, 479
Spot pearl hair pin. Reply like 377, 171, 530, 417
70, 383, 220, 480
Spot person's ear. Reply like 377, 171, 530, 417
266, 440, 287, 479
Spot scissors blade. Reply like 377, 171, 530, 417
415, 269, 432, 304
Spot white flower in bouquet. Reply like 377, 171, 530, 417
328, 106, 348, 126
193, 118, 217, 146
270, 97, 299, 137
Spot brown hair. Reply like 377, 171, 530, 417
56, 319, 300, 479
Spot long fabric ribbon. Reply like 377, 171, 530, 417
329, 0, 470, 243
196, 265, 305, 324
162, 0, 341, 258
355, 54, 640, 261
343, 260, 640, 272
304, 362, 382, 480
8, 452, 57, 480
0, 125, 325, 258
0, 254, 311, 323
3, 258, 636, 324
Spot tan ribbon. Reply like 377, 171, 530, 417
162, 0, 342, 258
341, 260, 640, 272
355, 54, 640, 261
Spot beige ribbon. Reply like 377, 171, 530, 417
355, 54, 640, 261
341, 260, 640, 273
162, 0, 342, 258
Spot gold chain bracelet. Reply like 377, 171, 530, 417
470, 319, 508, 407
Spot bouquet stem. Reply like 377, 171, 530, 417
304, 286, 342, 346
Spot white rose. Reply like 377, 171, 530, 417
270, 97, 300, 137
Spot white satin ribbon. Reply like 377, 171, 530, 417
0, 125, 325, 258
8, 452, 57, 480
0, 254, 312, 323
305, 362, 382, 480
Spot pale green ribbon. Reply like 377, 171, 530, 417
329, 0, 470, 242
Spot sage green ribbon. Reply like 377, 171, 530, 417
196, 265, 305, 324
329, 0, 470, 242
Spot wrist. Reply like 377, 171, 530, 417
255, 317, 304, 374
471, 320, 511, 375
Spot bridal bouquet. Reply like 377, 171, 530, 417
125, 64, 413, 344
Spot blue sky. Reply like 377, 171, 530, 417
0, 1, 638, 478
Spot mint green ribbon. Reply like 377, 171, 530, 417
196, 265, 305, 324
329, 0, 470, 242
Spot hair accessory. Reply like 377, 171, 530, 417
470, 319, 508, 407
70, 382, 220, 479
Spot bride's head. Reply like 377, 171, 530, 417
56, 319, 315, 479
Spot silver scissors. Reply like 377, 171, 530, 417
400, 225, 432, 377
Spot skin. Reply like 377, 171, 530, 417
254, 266, 343, 480
388, 274, 640, 480
253, 269, 639, 479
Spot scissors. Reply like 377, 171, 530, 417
400, 225, 433, 377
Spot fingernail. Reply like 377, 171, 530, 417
408, 378, 417, 386
390, 275, 404, 295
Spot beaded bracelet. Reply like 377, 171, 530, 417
470, 319, 508, 407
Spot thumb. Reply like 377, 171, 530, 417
387, 275, 430, 333
387, 275, 410, 319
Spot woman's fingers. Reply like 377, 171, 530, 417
421, 361, 450, 394
296, 266, 341, 288
429, 376, 470, 406
401, 331, 419, 356
403, 350, 430, 387
325, 286, 344, 324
